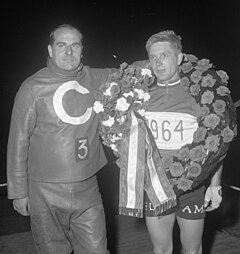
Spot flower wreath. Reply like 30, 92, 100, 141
165, 54, 237, 194
93, 54, 237, 196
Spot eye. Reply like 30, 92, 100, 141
57, 43, 65, 48
72, 43, 81, 50
149, 55, 157, 61
160, 53, 168, 59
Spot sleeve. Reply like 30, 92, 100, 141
95, 67, 118, 86
7, 83, 37, 199
103, 67, 118, 82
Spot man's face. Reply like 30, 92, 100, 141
148, 41, 183, 83
48, 27, 83, 71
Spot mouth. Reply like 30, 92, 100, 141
156, 68, 166, 74
63, 57, 74, 61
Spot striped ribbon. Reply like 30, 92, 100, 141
119, 111, 177, 218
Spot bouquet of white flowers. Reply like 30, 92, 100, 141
93, 62, 154, 158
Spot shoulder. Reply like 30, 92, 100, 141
16, 67, 47, 98
84, 65, 106, 74
22, 67, 47, 86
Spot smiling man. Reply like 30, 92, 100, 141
7, 24, 113, 254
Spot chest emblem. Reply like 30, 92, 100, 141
53, 80, 92, 125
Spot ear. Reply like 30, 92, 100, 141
48, 45, 53, 58
177, 52, 183, 66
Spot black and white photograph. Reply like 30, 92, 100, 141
1, 1, 240, 253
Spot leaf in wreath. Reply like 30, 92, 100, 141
135, 66, 142, 77
121, 78, 132, 89
101, 125, 111, 135
162, 155, 174, 169
131, 103, 142, 111
99, 112, 110, 121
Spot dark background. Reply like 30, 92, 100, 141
1, 0, 240, 191
1, 2, 240, 253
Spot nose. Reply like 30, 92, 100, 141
156, 58, 163, 66
65, 46, 73, 55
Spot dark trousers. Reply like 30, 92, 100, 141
29, 176, 109, 254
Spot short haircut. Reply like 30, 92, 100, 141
146, 30, 182, 53
49, 24, 83, 46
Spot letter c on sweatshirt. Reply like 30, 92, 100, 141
53, 80, 92, 125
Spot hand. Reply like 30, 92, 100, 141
204, 186, 222, 212
13, 197, 30, 216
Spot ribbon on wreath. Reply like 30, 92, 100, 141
119, 111, 177, 218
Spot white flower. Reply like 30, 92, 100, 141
102, 116, 115, 127
104, 82, 118, 96
131, 77, 138, 84
123, 91, 134, 97
117, 115, 126, 124
143, 92, 150, 102
110, 133, 122, 142
141, 68, 152, 76
110, 143, 118, 152
137, 109, 146, 117
134, 88, 145, 99
104, 87, 112, 96
116, 97, 130, 111
93, 101, 104, 113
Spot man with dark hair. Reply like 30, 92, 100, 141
7, 24, 112, 254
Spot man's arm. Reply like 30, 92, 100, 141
7, 82, 36, 210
